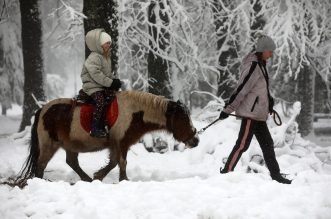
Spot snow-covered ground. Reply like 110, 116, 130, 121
0, 106, 331, 219
0, 105, 22, 137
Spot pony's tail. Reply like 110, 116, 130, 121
15, 108, 42, 186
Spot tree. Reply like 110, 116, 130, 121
19, 0, 45, 131
147, 0, 171, 98
83, 0, 119, 76
212, 0, 268, 99
118, 0, 220, 103
41, 0, 86, 97
109, 0, 119, 75
115, 0, 330, 124
265, 0, 331, 136
212, 0, 239, 99
296, 64, 315, 136
210, 0, 330, 136
83, 0, 110, 57
0, 0, 24, 116
0, 35, 10, 115
0, 35, 11, 115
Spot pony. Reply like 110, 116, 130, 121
16, 90, 199, 185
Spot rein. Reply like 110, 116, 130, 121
197, 110, 282, 135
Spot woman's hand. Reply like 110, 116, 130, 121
219, 111, 229, 120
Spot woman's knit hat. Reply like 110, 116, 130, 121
100, 32, 112, 46
256, 35, 276, 52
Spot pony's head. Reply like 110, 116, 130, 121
166, 101, 199, 148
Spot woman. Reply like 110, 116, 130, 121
219, 35, 292, 184
81, 28, 121, 138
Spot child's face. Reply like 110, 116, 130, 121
101, 42, 112, 53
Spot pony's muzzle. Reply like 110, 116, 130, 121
185, 133, 199, 148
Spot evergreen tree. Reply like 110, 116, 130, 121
19, 0, 45, 131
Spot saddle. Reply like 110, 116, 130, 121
75, 89, 119, 134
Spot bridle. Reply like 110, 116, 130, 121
166, 103, 197, 144
183, 127, 197, 144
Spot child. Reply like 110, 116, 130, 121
81, 28, 121, 138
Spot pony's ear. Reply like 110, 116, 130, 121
176, 100, 190, 114
177, 100, 188, 109
176, 100, 185, 108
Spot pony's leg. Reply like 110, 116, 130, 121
35, 143, 59, 179
65, 150, 92, 182
93, 150, 119, 181
119, 156, 128, 181
119, 147, 129, 181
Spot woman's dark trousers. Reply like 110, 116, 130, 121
221, 118, 280, 176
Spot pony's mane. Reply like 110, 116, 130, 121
119, 90, 169, 114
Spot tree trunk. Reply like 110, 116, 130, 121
0, 35, 3, 67
147, 0, 171, 99
1, 105, 7, 116
19, 0, 45, 131
83, 0, 119, 75
109, 0, 119, 76
0, 35, 4, 112
83, 0, 110, 58
296, 64, 314, 136
314, 71, 329, 113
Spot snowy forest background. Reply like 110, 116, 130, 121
0, 0, 331, 140
1, 1, 331, 218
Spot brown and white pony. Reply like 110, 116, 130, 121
16, 90, 199, 185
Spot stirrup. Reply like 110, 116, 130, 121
90, 130, 107, 138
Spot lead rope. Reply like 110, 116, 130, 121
198, 110, 282, 135
197, 117, 220, 134
271, 109, 282, 126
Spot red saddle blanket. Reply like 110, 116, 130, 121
80, 97, 119, 133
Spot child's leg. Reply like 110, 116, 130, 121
90, 90, 107, 137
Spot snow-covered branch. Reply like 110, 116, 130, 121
46, 0, 85, 48
118, 0, 222, 101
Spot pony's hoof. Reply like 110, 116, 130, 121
93, 173, 105, 181
81, 176, 93, 182
119, 176, 129, 181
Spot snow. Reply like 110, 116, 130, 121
1, 106, 331, 219
0, 104, 22, 136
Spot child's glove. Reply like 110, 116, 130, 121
109, 79, 122, 91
